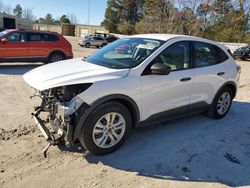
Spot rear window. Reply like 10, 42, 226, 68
27, 33, 59, 42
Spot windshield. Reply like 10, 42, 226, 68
85, 38, 164, 69
0, 31, 8, 38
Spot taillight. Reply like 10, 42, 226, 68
236, 65, 241, 73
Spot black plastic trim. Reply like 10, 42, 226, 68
141, 102, 209, 126
214, 81, 237, 99
0, 55, 72, 63
73, 94, 140, 141
0, 57, 48, 63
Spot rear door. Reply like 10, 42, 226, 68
92, 37, 99, 46
0, 31, 28, 59
96, 37, 105, 46
190, 41, 230, 106
26, 32, 48, 58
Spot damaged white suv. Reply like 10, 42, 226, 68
24, 34, 241, 155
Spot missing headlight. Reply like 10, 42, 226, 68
56, 83, 92, 102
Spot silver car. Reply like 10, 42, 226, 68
79, 36, 108, 48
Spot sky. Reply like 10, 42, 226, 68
1, 0, 107, 25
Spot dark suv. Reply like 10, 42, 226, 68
0, 29, 73, 63
233, 46, 250, 61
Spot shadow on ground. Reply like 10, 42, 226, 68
82, 101, 250, 187
0, 64, 42, 75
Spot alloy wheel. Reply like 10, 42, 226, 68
92, 112, 126, 148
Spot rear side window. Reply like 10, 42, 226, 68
95, 37, 103, 41
46, 34, 59, 41
194, 42, 228, 68
27, 33, 59, 42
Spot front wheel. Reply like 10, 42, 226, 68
79, 102, 132, 155
207, 87, 233, 119
85, 43, 90, 48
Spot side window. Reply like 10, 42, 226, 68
46, 34, 59, 41
7, 32, 26, 42
215, 45, 229, 63
37, 34, 59, 42
155, 41, 190, 71
194, 42, 228, 68
27, 33, 42, 42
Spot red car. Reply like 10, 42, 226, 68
0, 29, 73, 63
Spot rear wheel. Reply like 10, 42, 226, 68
48, 52, 65, 63
79, 102, 132, 155
207, 87, 233, 119
101, 43, 106, 47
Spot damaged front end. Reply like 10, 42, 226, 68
31, 84, 92, 155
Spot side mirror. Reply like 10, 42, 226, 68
150, 62, 171, 75
1, 38, 8, 44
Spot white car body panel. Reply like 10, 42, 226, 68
76, 75, 141, 111
191, 62, 228, 105
23, 58, 129, 91
140, 69, 193, 121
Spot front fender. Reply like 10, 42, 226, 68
72, 94, 140, 142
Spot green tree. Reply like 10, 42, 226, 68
102, 0, 121, 33
60, 15, 70, 25
13, 4, 22, 17
102, 0, 144, 34
136, 0, 175, 33
44, 13, 54, 24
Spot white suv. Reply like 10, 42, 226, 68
24, 34, 241, 155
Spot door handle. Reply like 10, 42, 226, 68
180, 77, 192, 82
217, 72, 225, 76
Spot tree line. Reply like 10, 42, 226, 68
0, 2, 78, 25
102, 0, 250, 43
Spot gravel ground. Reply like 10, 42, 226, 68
0, 37, 250, 188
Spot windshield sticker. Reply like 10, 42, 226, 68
137, 44, 157, 50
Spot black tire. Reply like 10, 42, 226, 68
207, 87, 233, 119
48, 52, 65, 63
85, 43, 90, 48
101, 43, 106, 47
79, 102, 132, 155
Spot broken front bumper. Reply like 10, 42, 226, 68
31, 96, 87, 145
32, 109, 63, 145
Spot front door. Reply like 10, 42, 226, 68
0, 32, 28, 60
140, 41, 193, 121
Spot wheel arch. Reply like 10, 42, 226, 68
73, 94, 140, 141
214, 81, 237, 101
48, 50, 66, 59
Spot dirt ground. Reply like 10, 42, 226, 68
0, 37, 250, 188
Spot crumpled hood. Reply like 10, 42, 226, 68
23, 58, 129, 91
